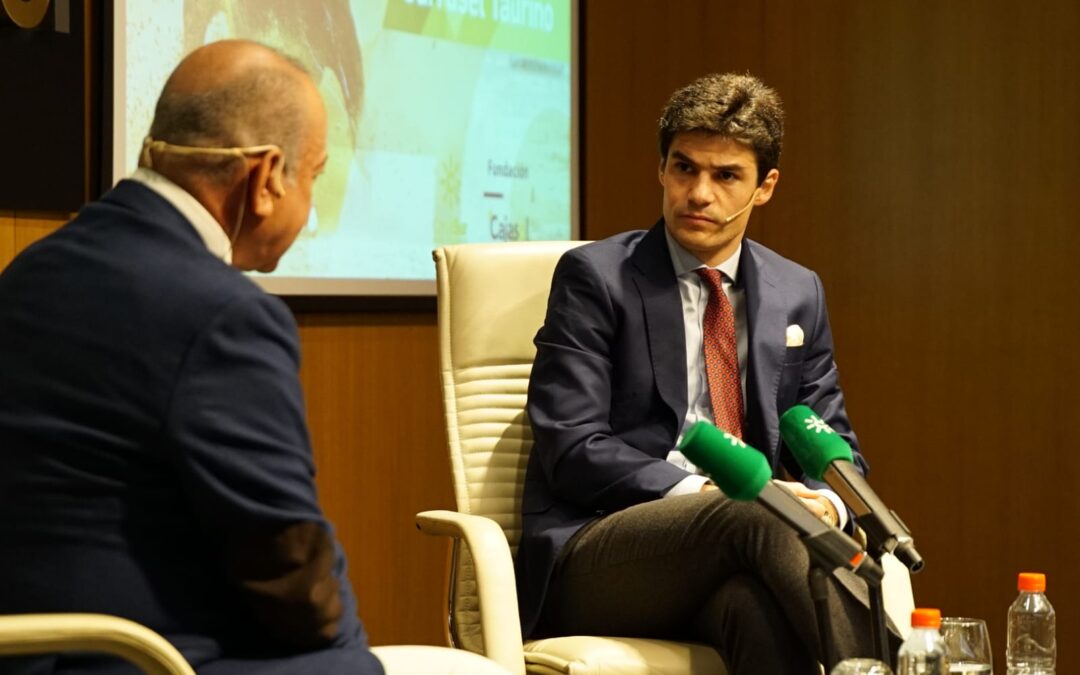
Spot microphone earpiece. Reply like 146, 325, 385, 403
138, 136, 287, 197
719, 188, 761, 224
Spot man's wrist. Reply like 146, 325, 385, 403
817, 489, 847, 529
665, 474, 713, 497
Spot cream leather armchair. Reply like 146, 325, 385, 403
418, 242, 915, 675
0, 613, 196, 675
0, 614, 514, 675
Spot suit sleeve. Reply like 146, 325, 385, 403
161, 292, 365, 651
527, 251, 690, 513
784, 272, 870, 489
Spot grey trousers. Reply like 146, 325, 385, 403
537, 491, 896, 675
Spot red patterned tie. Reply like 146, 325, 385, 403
696, 268, 744, 439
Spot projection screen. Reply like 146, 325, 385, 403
112, 0, 579, 295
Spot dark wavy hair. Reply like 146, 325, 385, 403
658, 73, 784, 185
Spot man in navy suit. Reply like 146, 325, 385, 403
0, 41, 382, 674
516, 74, 886, 674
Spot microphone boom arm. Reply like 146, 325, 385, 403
826, 462, 924, 572
757, 483, 883, 587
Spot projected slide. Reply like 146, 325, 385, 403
117, 0, 576, 293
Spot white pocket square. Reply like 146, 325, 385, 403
785, 324, 804, 347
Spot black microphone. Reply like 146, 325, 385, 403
780, 405, 924, 573
678, 421, 883, 586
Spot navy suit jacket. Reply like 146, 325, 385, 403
0, 181, 381, 674
515, 221, 868, 636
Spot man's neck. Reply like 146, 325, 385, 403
665, 229, 743, 281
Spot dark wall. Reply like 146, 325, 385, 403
0, 1, 91, 210
583, 2, 1080, 672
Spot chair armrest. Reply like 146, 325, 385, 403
416, 509, 525, 675
0, 613, 195, 675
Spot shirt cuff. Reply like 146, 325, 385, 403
665, 474, 713, 498
817, 488, 848, 530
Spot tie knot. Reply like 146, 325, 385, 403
695, 267, 726, 292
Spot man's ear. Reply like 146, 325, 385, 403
250, 148, 286, 217
658, 157, 667, 185
755, 168, 781, 205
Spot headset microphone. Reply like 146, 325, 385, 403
141, 137, 287, 198
718, 188, 760, 224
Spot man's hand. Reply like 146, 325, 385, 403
773, 480, 839, 527
700, 482, 719, 492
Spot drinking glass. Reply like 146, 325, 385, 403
829, 658, 894, 675
940, 617, 993, 674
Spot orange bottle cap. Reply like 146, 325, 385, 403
1018, 572, 1046, 592
911, 608, 942, 628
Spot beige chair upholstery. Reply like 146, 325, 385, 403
418, 241, 726, 675
418, 241, 915, 675
0, 614, 196, 675
0, 614, 516, 675
372, 644, 516, 674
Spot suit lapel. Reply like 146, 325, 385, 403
631, 221, 687, 423
741, 241, 786, 468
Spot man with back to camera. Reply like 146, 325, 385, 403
0, 38, 384, 674
515, 73, 898, 674
0, 39, 393, 675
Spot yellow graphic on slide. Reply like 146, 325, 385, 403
124, 0, 572, 280
384, 0, 570, 62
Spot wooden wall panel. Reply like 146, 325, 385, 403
756, 4, 1080, 672
0, 212, 14, 270
295, 312, 454, 647
12, 213, 67, 256
583, 2, 765, 240
583, 1, 1080, 671
0, 212, 67, 272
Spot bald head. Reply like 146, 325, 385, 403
147, 40, 321, 185
164, 40, 305, 95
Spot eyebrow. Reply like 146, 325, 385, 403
669, 150, 747, 173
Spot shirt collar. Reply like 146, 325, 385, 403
128, 168, 233, 264
664, 226, 742, 282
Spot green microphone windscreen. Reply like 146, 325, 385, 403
779, 405, 854, 481
678, 421, 771, 501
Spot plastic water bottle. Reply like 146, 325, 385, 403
1007, 572, 1056, 674
898, 608, 949, 675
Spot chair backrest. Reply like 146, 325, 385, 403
434, 241, 585, 651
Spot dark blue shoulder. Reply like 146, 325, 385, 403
743, 238, 817, 283
565, 228, 649, 265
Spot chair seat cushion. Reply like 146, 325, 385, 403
523, 636, 725, 675
372, 645, 513, 674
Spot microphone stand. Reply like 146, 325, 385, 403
799, 529, 884, 673
864, 540, 893, 666
822, 461, 924, 665
808, 565, 838, 671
